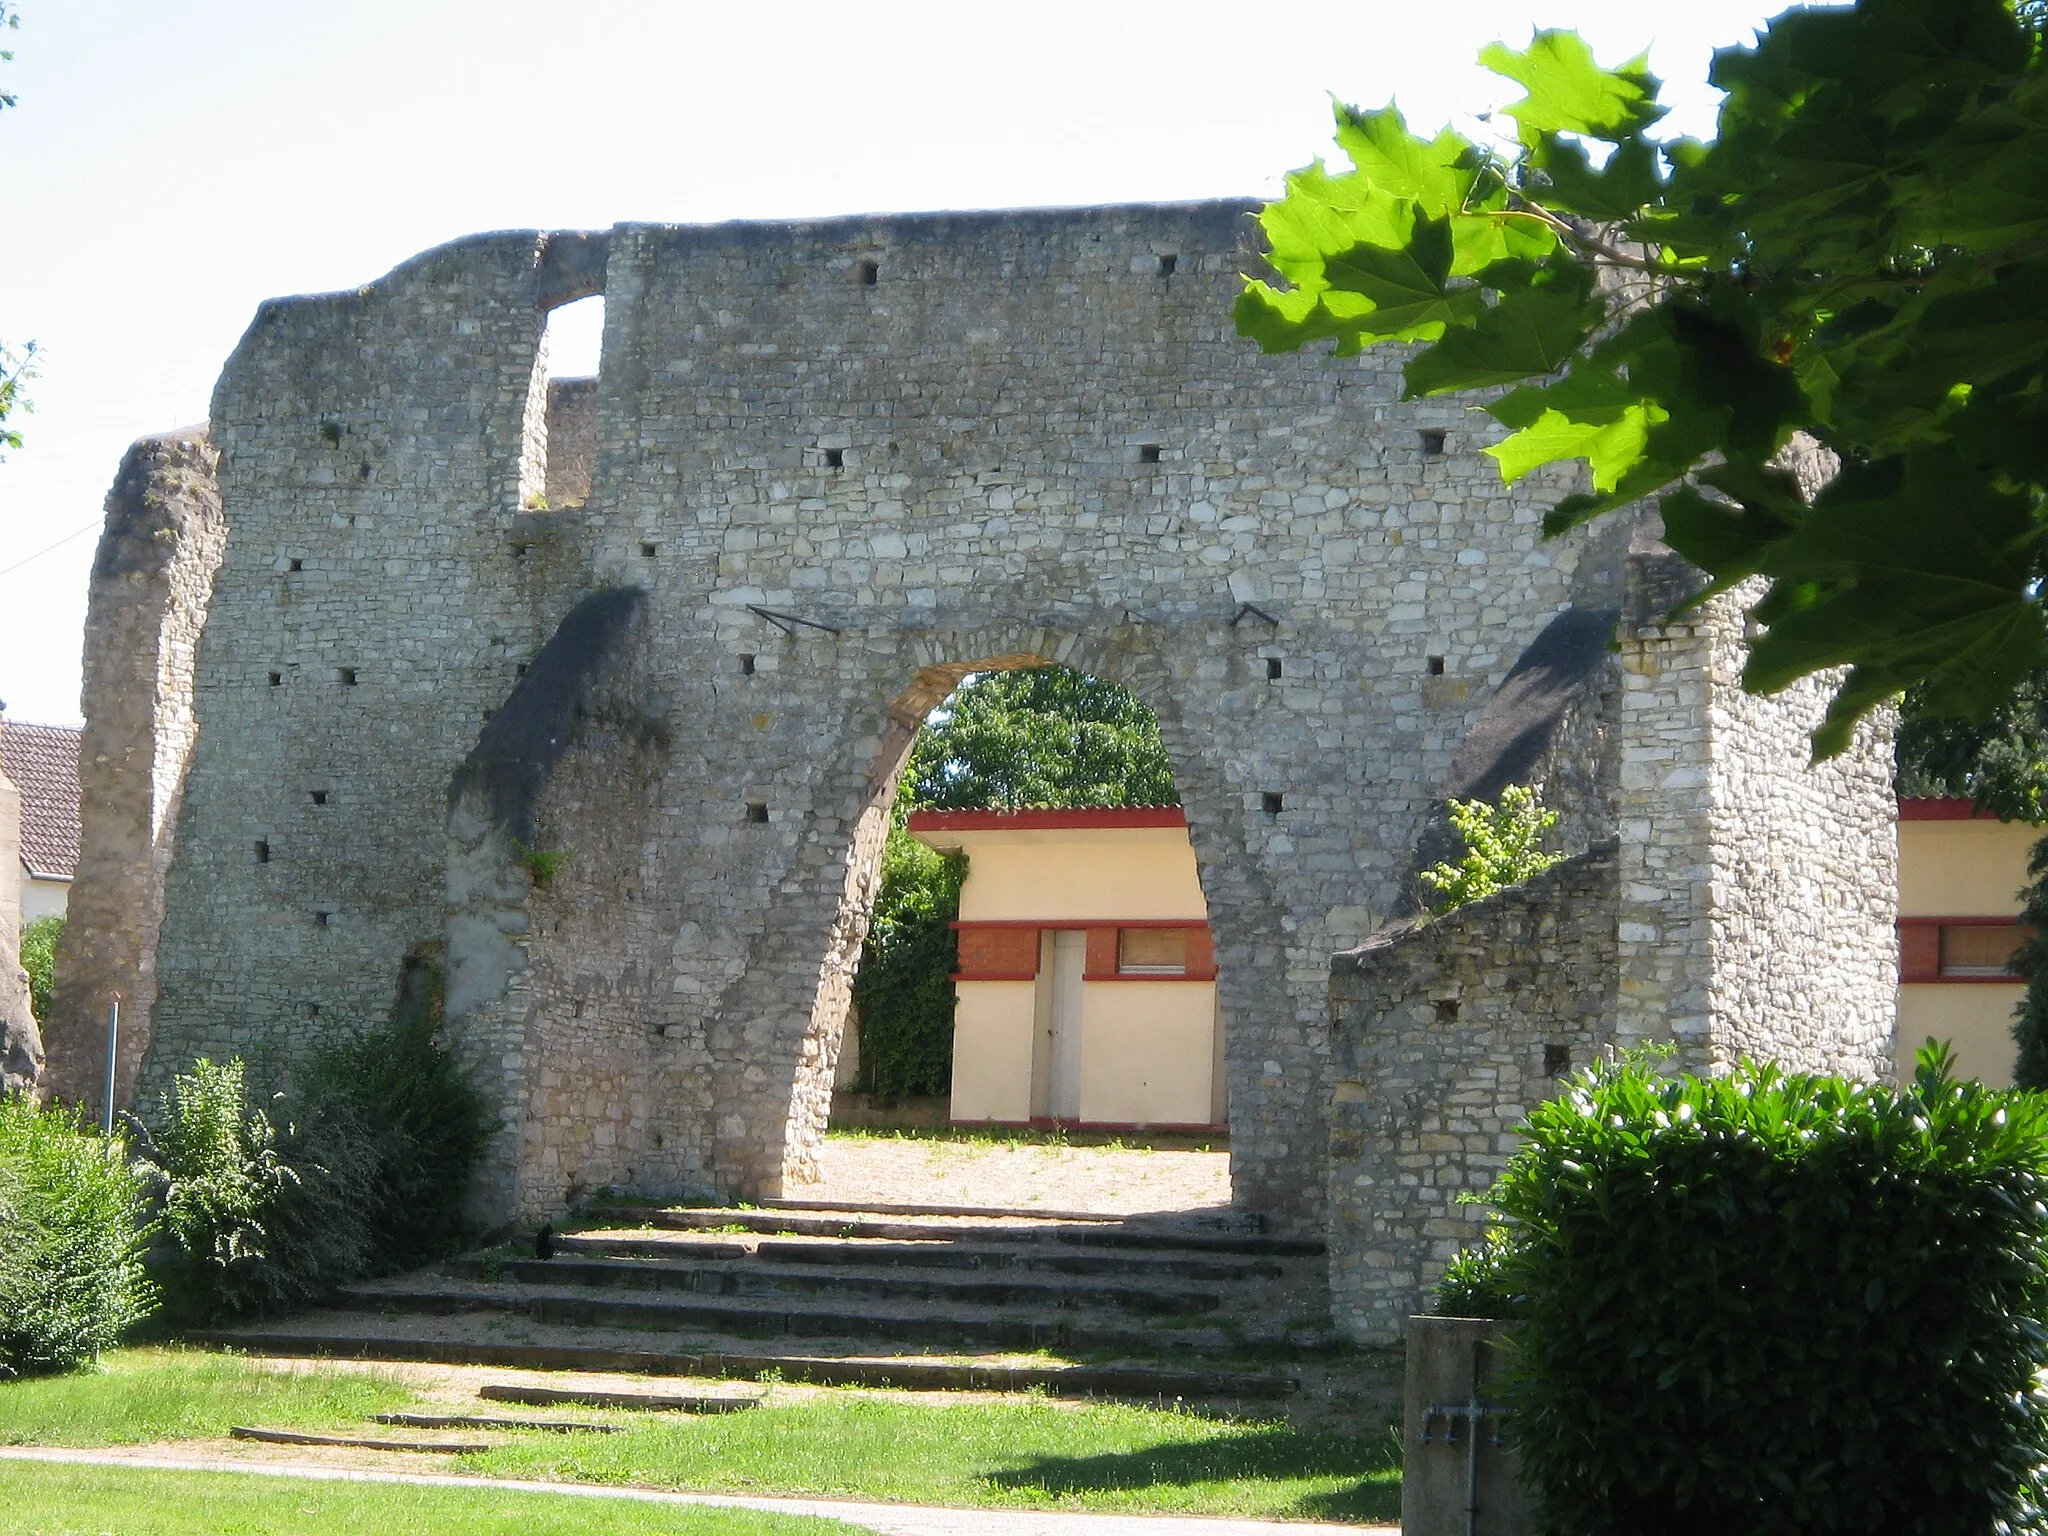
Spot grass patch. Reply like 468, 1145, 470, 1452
0, 1348, 411, 1446
0, 1461, 845, 1535
464, 1394, 1399, 1522
0, 1352, 1399, 1521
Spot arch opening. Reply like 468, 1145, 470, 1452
518, 294, 606, 512
791, 659, 1231, 1217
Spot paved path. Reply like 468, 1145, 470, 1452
808, 1137, 1231, 1216
0, 1446, 1397, 1535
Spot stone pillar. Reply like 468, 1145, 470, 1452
1613, 539, 1896, 1077
44, 429, 224, 1115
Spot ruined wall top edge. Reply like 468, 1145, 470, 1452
226, 198, 1262, 331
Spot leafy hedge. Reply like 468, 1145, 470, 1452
1444, 1045, 2048, 1535
141, 969, 494, 1323
849, 829, 965, 1099
0, 1094, 155, 1378
20, 915, 61, 1021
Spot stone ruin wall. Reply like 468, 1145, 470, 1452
52, 200, 1897, 1259
43, 430, 225, 1114
1325, 548, 1898, 1341
61, 201, 1624, 1230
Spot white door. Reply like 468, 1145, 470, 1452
1048, 930, 1087, 1121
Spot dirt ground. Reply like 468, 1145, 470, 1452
801, 1135, 1232, 1217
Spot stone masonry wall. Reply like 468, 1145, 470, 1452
129, 203, 1612, 1229
1612, 542, 1896, 1076
46, 429, 225, 1113
1326, 845, 1618, 1341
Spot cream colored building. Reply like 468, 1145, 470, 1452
907, 807, 1226, 1131
1897, 798, 2037, 1086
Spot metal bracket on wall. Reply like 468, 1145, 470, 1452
1417, 1402, 1511, 1447
746, 604, 842, 636
1230, 602, 1278, 627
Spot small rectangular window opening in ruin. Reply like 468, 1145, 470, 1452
1158, 253, 1178, 277
313, 910, 332, 928
1261, 791, 1284, 816
640, 541, 659, 558
1544, 1043, 1572, 1077
1139, 443, 1161, 464
740, 654, 756, 676
1427, 655, 1446, 675
338, 668, 357, 687
1420, 428, 1448, 456
288, 558, 304, 573
1435, 998, 1461, 1023
857, 260, 879, 286
516, 663, 529, 678
1266, 657, 1283, 680
254, 840, 270, 864
746, 800, 770, 824
825, 448, 845, 469
309, 790, 328, 806
268, 671, 282, 688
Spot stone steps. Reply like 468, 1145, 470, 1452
194, 1200, 1336, 1411
335, 1279, 1262, 1355
590, 1204, 1324, 1257
446, 1252, 1227, 1315
559, 1229, 1286, 1283
190, 1322, 1304, 1403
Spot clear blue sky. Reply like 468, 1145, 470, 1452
0, 0, 1792, 725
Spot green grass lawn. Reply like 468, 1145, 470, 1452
0, 1350, 413, 1445
0, 1461, 847, 1536
0, 1350, 1400, 1523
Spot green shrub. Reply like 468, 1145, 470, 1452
1458, 1043, 2048, 1536
296, 976, 494, 1273
1431, 1225, 1519, 1320
0, 1094, 155, 1377
142, 974, 492, 1321
850, 828, 966, 1098
19, 915, 61, 1021
1419, 784, 1562, 913
141, 1056, 370, 1323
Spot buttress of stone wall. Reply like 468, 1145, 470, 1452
46, 429, 224, 1114
1325, 845, 1619, 1343
1612, 538, 1896, 1077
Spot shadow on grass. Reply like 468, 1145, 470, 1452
982, 1422, 1402, 1523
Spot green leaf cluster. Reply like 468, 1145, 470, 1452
1241, 0, 2048, 756
849, 828, 966, 1099
1452, 1044, 2048, 1533
0, 1092, 155, 1378
19, 914, 59, 1022
901, 666, 1179, 812
1417, 784, 1562, 912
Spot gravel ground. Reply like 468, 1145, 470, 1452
803, 1138, 1231, 1217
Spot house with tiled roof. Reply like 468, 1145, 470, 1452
0, 721, 80, 923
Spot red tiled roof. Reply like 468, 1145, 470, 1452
1, 721, 81, 880
908, 806, 1187, 832
1898, 797, 2003, 821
